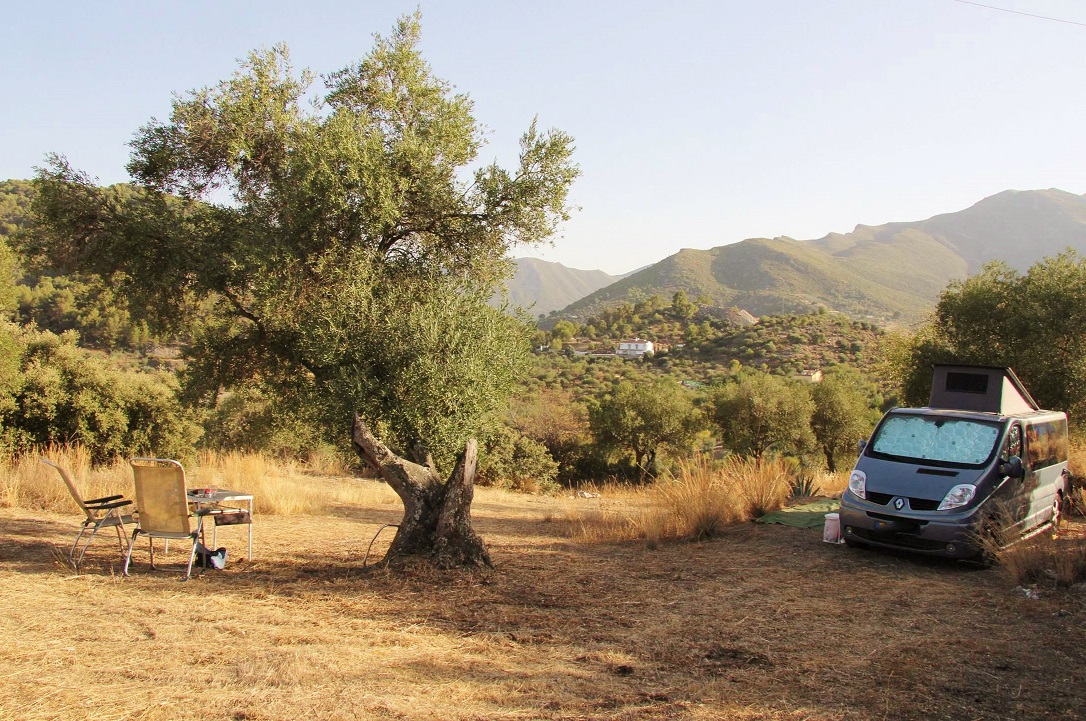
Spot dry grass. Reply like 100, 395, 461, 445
0, 446, 132, 513
569, 456, 803, 545
1, 476, 1084, 721
809, 468, 850, 497
994, 523, 1086, 587
0, 446, 398, 518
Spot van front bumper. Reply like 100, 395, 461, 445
839, 494, 981, 559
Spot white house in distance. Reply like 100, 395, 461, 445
617, 338, 654, 358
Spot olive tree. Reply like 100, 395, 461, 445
810, 369, 879, 472
28, 15, 578, 567
589, 379, 703, 482
710, 370, 814, 459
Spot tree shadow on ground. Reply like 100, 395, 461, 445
0, 516, 86, 574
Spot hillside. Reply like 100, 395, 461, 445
563, 189, 1086, 323
499, 258, 623, 316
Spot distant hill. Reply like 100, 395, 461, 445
499, 258, 624, 316
562, 189, 1086, 323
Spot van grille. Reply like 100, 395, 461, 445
850, 529, 949, 551
866, 492, 940, 511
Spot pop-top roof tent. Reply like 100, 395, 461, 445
928, 365, 1040, 415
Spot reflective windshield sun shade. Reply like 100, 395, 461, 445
870, 415, 1001, 466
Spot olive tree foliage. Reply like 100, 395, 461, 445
891, 252, 1086, 419
28, 16, 578, 566
810, 368, 879, 472
710, 370, 814, 459
28, 16, 577, 466
589, 379, 703, 481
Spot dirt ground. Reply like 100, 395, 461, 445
1, 484, 1084, 721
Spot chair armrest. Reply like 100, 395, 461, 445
85, 494, 124, 505
86, 498, 133, 510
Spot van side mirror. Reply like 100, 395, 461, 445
999, 456, 1024, 479
857, 439, 867, 454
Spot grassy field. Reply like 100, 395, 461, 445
1, 457, 1084, 721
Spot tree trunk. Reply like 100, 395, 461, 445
351, 414, 492, 568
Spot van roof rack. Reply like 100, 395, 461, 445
928, 364, 1039, 414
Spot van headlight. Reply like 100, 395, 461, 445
938, 484, 976, 511
848, 470, 867, 500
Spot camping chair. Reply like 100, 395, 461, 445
123, 458, 208, 581
41, 458, 134, 567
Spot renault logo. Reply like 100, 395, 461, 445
894, 497, 906, 511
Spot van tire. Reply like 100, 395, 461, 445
843, 537, 868, 550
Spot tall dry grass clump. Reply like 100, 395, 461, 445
653, 457, 742, 541
994, 531, 1086, 588
0, 446, 397, 517
724, 456, 793, 518
0, 445, 131, 513
572, 456, 799, 544
809, 469, 849, 498
192, 450, 398, 516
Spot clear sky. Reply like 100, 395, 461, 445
3, 0, 1084, 274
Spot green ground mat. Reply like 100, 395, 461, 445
755, 498, 841, 528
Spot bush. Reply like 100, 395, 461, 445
477, 425, 559, 494
200, 384, 332, 459
1, 326, 200, 463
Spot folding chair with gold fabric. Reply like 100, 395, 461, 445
41, 458, 135, 567
123, 457, 209, 581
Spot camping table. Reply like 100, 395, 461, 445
186, 489, 254, 560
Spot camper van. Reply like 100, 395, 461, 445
839, 365, 1070, 559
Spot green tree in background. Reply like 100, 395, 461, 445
810, 369, 878, 472
508, 387, 591, 482
590, 379, 702, 481
671, 290, 696, 320
1, 327, 199, 462
28, 15, 578, 567
476, 424, 559, 493
892, 251, 1086, 419
711, 370, 814, 459
0, 239, 24, 432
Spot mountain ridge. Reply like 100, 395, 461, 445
500, 258, 624, 316
557, 188, 1086, 323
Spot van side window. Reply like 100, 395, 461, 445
1024, 418, 1068, 469
1004, 424, 1022, 459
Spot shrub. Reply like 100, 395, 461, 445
3, 327, 200, 463
477, 425, 560, 494
200, 383, 331, 459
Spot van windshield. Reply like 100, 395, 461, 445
870, 414, 1002, 467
